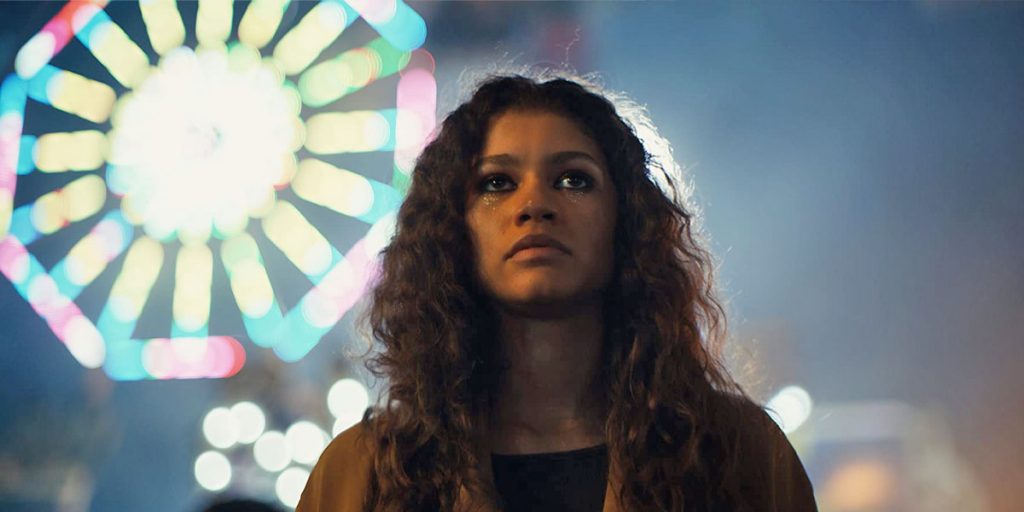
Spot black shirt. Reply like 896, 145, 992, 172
491, 443, 609, 512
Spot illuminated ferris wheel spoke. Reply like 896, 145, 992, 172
7, 174, 106, 246
11, 1, 108, 81
272, 236, 372, 362
49, 210, 132, 301
0, 236, 105, 368
73, 6, 152, 89
239, 0, 292, 51
172, 243, 214, 338
27, 65, 116, 124
298, 38, 410, 108
304, 109, 396, 155
346, 0, 426, 52
0, 78, 28, 242
291, 158, 400, 224
392, 64, 437, 190
134, 335, 245, 379
273, 0, 358, 77
220, 233, 284, 348
104, 337, 146, 380
196, 0, 234, 52
114, 335, 245, 381
225, 40, 264, 73
260, 200, 339, 282
7, 207, 36, 245
14, 135, 33, 177
97, 236, 164, 342
139, 0, 187, 57
24, 130, 107, 174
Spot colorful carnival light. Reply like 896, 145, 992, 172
0, 0, 436, 380
195, 378, 370, 507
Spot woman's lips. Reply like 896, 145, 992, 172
508, 245, 567, 261
506, 234, 572, 259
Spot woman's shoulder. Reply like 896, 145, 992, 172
708, 390, 786, 445
296, 421, 376, 512
708, 391, 818, 511
322, 421, 376, 469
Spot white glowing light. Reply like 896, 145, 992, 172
63, 315, 106, 368
766, 385, 814, 434
202, 406, 240, 449
327, 378, 369, 434
230, 401, 266, 444
332, 417, 352, 437
108, 46, 296, 242
254, 430, 290, 472
194, 450, 232, 491
364, 212, 396, 259
347, 0, 397, 24
275, 466, 310, 508
14, 32, 56, 79
285, 420, 328, 465
26, 274, 58, 305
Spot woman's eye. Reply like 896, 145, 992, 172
558, 172, 593, 190
479, 175, 513, 192
477, 172, 593, 193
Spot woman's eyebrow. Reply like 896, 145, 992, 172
477, 154, 520, 169
546, 151, 602, 168
477, 151, 602, 169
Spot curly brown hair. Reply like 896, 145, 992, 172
359, 73, 757, 511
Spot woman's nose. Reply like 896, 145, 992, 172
514, 176, 557, 225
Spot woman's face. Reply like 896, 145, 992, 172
465, 110, 617, 316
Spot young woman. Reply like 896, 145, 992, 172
298, 74, 817, 512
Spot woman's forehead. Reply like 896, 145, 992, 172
481, 110, 605, 164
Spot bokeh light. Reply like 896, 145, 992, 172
766, 385, 814, 434
327, 377, 369, 435
231, 401, 267, 444
285, 420, 329, 466
194, 450, 232, 492
195, 378, 371, 499
253, 430, 290, 473
275, 466, 311, 508
822, 457, 898, 510
202, 406, 240, 450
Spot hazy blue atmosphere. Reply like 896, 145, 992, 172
1, 2, 1021, 511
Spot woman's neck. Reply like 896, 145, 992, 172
486, 300, 608, 454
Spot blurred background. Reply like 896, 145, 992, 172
0, 1, 1021, 511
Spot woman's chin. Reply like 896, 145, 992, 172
495, 288, 603, 317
